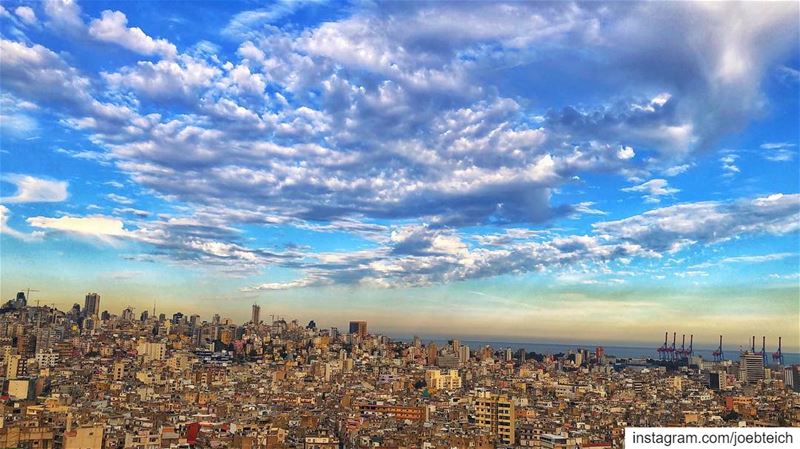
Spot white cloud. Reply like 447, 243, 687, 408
720, 154, 740, 176
89, 10, 177, 58
720, 253, 795, 264
27, 214, 130, 243
241, 277, 322, 291
1, 174, 68, 203
42, 0, 84, 32
106, 193, 134, 204
617, 146, 635, 160
621, 179, 679, 203
760, 142, 796, 162
0, 205, 43, 241
14, 6, 37, 25
662, 164, 691, 177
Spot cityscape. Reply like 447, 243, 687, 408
1, 0, 800, 448
0, 291, 798, 448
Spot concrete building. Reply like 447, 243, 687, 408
541, 433, 569, 449
708, 371, 726, 390
35, 350, 59, 368
303, 436, 339, 449
5, 353, 23, 378
349, 321, 367, 338
739, 352, 765, 384
425, 369, 462, 391
84, 293, 101, 317
7, 378, 33, 400
785, 365, 800, 392
63, 424, 104, 449
474, 391, 515, 444
136, 341, 166, 363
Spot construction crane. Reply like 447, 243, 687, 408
772, 337, 784, 365
23, 288, 40, 306
24, 288, 42, 330
677, 334, 686, 361
665, 332, 676, 362
712, 335, 724, 362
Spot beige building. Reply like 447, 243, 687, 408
7, 378, 32, 399
136, 341, 166, 363
304, 436, 339, 449
113, 360, 126, 381
474, 391, 515, 444
63, 424, 104, 449
5, 354, 23, 378
425, 369, 462, 391
0, 426, 54, 449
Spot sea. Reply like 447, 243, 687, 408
389, 336, 800, 365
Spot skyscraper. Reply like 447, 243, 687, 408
251, 304, 261, 325
739, 352, 765, 384
84, 293, 100, 317
349, 320, 367, 338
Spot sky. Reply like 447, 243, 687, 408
0, 0, 798, 350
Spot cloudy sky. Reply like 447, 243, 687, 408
1, 0, 798, 349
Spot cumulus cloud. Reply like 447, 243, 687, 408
14, 6, 37, 26
1, 174, 68, 203
42, 0, 84, 32
27, 214, 130, 244
594, 194, 800, 253
89, 10, 177, 58
2, 1, 798, 288
239, 193, 800, 290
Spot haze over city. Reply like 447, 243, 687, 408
1, 0, 799, 350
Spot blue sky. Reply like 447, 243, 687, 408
1, 0, 798, 349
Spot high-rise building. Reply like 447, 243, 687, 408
121, 307, 134, 321
84, 293, 100, 317
349, 320, 367, 338
474, 391, 515, 444
251, 304, 261, 325
595, 346, 605, 362
784, 365, 800, 392
427, 342, 438, 365
739, 352, 765, 384
708, 371, 726, 390
460, 345, 471, 364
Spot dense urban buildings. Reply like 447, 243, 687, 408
0, 291, 798, 449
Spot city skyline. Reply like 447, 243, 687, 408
1, 1, 799, 349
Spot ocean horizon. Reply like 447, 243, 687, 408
389, 335, 800, 365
